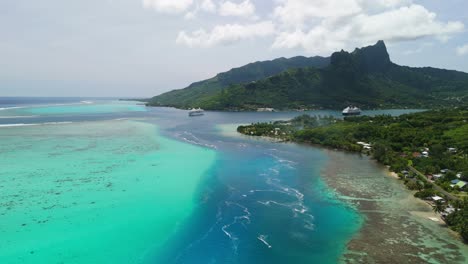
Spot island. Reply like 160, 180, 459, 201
237, 107, 468, 242
147, 41, 468, 111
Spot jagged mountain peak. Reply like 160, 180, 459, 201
331, 41, 392, 73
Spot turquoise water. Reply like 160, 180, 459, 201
2, 99, 433, 263
0, 120, 216, 263
24, 103, 146, 115
0, 100, 145, 117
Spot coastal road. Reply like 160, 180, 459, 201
408, 166, 460, 201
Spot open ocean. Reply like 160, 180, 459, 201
2, 97, 457, 263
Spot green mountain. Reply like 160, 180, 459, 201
148, 56, 330, 108
149, 41, 468, 110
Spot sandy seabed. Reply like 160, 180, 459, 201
321, 150, 468, 264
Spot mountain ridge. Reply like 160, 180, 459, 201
148, 41, 468, 110
148, 55, 330, 108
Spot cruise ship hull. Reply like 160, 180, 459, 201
342, 112, 361, 116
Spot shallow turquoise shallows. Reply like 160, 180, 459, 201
1, 101, 146, 117
0, 120, 216, 263
2, 98, 437, 264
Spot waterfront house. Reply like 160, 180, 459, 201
448, 147, 457, 153
274, 128, 280, 136
442, 206, 456, 217
357, 142, 372, 150
455, 181, 467, 189
450, 179, 460, 188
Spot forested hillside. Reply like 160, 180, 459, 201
148, 41, 468, 111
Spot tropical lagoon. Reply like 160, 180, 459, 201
0, 98, 466, 263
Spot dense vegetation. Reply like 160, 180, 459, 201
238, 107, 468, 241
147, 56, 330, 109
148, 41, 468, 110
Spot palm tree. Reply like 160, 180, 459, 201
452, 200, 462, 209
432, 200, 445, 214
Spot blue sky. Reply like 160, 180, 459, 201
1, 0, 467, 97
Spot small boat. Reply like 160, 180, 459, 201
342, 106, 361, 116
188, 108, 204, 117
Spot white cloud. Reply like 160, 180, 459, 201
142, 0, 193, 14
352, 5, 464, 42
274, 0, 362, 27
457, 44, 468, 56
184, 11, 196, 20
272, 27, 350, 54
359, 0, 413, 10
176, 21, 275, 47
272, 3, 464, 55
141, 0, 464, 52
183, 0, 216, 19
200, 0, 216, 13
219, 0, 256, 18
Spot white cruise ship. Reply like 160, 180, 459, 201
188, 108, 204, 117
342, 106, 361, 116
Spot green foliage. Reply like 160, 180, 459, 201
432, 200, 446, 214
148, 41, 468, 110
148, 56, 329, 109
237, 107, 468, 241
445, 199, 468, 242
414, 189, 436, 199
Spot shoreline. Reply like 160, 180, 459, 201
384, 169, 450, 225
320, 149, 467, 263
231, 125, 467, 261
145, 105, 428, 113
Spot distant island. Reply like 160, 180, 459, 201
237, 107, 468, 242
147, 41, 468, 111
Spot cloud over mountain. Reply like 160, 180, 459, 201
176, 21, 275, 47
143, 0, 464, 54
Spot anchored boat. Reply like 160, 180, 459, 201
188, 108, 204, 117
342, 106, 361, 116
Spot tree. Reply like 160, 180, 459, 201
431, 144, 445, 159
373, 142, 391, 164
432, 200, 445, 214
445, 171, 457, 181
461, 223, 468, 242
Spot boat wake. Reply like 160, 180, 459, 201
220, 201, 251, 252
257, 235, 272, 248
166, 132, 318, 261
0, 121, 73, 128
175, 131, 218, 149
0, 115, 38, 118
249, 150, 316, 230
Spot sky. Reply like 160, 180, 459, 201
0, 0, 467, 97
